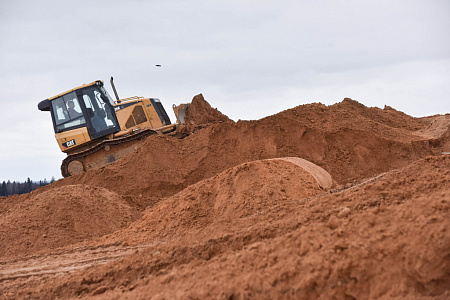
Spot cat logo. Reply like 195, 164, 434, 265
62, 139, 76, 149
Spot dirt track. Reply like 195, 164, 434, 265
1, 96, 449, 299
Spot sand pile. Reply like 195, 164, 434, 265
0, 185, 140, 257
106, 158, 328, 245
2, 95, 450, 299
121, 183, 449, 300
416, 114, 450, 151
51, 97, 442, 202
17, 156, 449, 300
184, 93, 232, 127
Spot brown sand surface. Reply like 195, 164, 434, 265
46, 97, 447, 202
183, 93, 233, 127
1, 96, 449, 299
0, 185, 140, 258
98, 159, 326, 247
2, 156, 448, 299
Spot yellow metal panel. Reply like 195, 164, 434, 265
55, 127, 91, 153
115, 105, 137, 129
141, 98, 164, 128
114, 99, 164, 131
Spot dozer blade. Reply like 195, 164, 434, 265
172, 103, 190, 124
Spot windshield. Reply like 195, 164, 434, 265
51, 92, 86, 132
81, 86, 119, 136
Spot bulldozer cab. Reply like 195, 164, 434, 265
39, 81, 121, 150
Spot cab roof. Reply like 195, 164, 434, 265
47, 80, 103, 100
38, 80, 104, 112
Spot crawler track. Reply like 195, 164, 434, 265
61, 129, 158, 177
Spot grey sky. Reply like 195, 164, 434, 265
0, 0, 449, 182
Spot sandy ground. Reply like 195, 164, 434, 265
1, 96, 449, 299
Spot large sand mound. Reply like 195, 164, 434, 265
184, 93, 232, 126
1, 95, 450, 299
51, 97, 445, 203
0, 185, 140, 257
106, 158, 326, 245
123, 185, 449, 300
15, 156, 449, 300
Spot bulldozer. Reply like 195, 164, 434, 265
38, 78, 189, 177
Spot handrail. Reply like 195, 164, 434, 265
114, 96, 145, 104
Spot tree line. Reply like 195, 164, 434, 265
0, 177, 55, 197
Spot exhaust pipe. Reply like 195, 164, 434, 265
110, 77, 120, 102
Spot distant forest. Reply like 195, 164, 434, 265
0, 177, 55, 197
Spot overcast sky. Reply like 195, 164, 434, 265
0, 0, 449, 182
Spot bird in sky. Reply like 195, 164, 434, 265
155, 64, 161, 67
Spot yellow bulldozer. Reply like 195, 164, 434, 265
38, 78, 189, 177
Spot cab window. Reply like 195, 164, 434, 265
51, 92, 86, 132
81, 86, 119, 135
